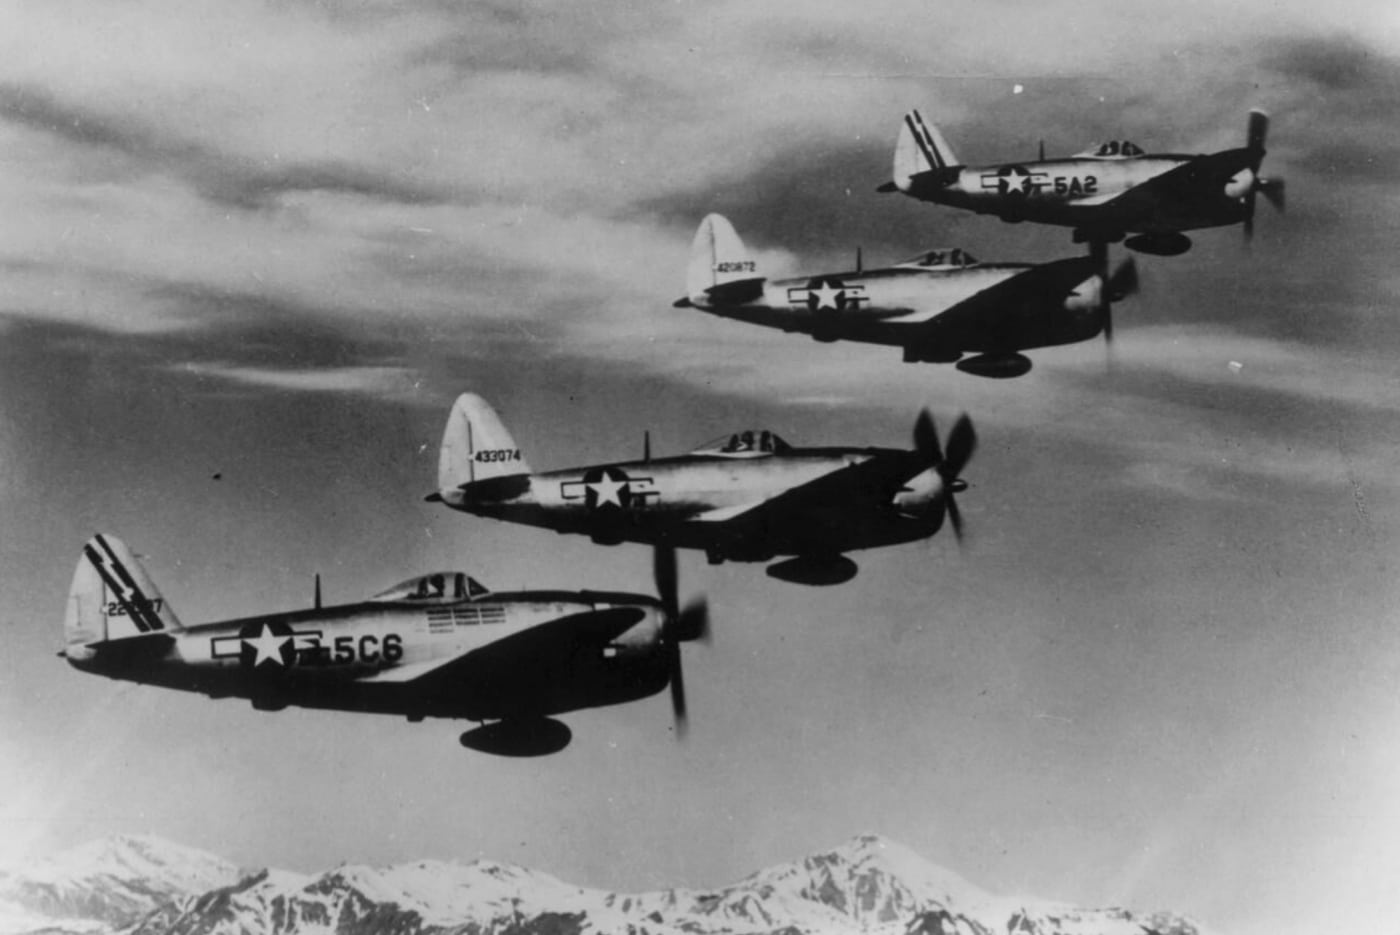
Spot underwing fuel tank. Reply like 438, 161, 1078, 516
955, 353, 1033, 379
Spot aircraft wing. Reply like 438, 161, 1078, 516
906, 256, 1097, 339
1087, 148, 1256, 222
356, 607, 648, 687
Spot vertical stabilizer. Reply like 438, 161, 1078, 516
65, 534, 182, 650
892, 110, 960, 192
438, 393, 532, 496
685, 214, 760, 303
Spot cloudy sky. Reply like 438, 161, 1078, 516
3, 2, 1400, 933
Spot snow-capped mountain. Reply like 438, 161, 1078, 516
0, 833, 1215, 935
0, 834, 245, 934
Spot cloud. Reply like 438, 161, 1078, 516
1256, 35, 1400, 182
0, 82, 448, 210
3, 0, 1399, 509
175, 362, 424, 399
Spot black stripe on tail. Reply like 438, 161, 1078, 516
905, 112, 944, 169
87, 535, 164, 634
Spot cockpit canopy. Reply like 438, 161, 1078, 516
1076, 140, 1145, 158
896, 247, 979, 269
370, 572, 490, 604
691, 429, 792, 457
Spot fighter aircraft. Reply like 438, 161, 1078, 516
674, 213, 1137, 378
428, 394, 976, 585
60, 533, 707, 755
878, 109, 1285, 255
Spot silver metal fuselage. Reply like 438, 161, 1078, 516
66, 592, 669, 721
912, 155, 1253, 232
440, 449, 945, 560
691, 261, 1104, 355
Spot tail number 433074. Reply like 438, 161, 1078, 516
474, 449, 521, 463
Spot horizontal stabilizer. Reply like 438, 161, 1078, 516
705, 277, 766, 306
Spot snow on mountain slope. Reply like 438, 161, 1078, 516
133, 858, 643, 935
0, 834, 246, 934
3, 833, 1216, 935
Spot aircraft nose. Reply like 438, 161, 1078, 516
1224, 167, 1255, 200
609, 603, 666, 652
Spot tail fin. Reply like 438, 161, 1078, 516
685, 214, 762, 304
438, 394, 532, 496
64, 534, 182, 651
889, 110, 961, 192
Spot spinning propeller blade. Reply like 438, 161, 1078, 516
1242, 109, 1283, 244
653, 544, 708, 738
1258, 177, 1286, 212
914, 409, 942, 466
914, 410, 977, 543
1246, 109, 1268, 158
1089, 242, 1138, 357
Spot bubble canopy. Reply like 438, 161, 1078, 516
691, 429, 792, 457
896, 248, 979, 269
1077, 140, 1145, 158
370, 572, 490, 604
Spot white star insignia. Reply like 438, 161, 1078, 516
587, 474, 626, 507
1004, 168, 1031, 193
812, 281, 842, 310
244, 624, 290, 667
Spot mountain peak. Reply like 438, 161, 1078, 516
18, 833, 238, 887
0, 834, 246, 931
737, 831, 993, 921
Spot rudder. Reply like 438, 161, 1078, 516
438, 393, 533, 495
685, 214, 761, 303
65, 534, 182, 651
892, 110, 961, 192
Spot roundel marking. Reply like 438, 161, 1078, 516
997, 165, 1035, 197
238, 620, 297, 669
582, 466, 640, 510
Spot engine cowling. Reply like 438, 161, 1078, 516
1224, 167, 1256, 200
891, 467, 943, 519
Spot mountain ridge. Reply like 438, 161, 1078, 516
0, 833, 1213, 935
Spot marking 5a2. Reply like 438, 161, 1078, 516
978, 167, 1097, 198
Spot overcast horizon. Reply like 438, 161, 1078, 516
3, 3, 1400, 934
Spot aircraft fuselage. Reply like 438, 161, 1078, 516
440, 448, 946, 560
65, 592, 669, 721
908, 153, 1254, 233
690, 259, 1105, 355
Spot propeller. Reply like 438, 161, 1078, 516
653, 544, 709, 737
913, 410, 977, 541
1088, 241, 1139, 352
1242, 109, 1285, 243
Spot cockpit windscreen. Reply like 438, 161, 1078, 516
370, 572, 490, 604
691, 429, 791, 457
